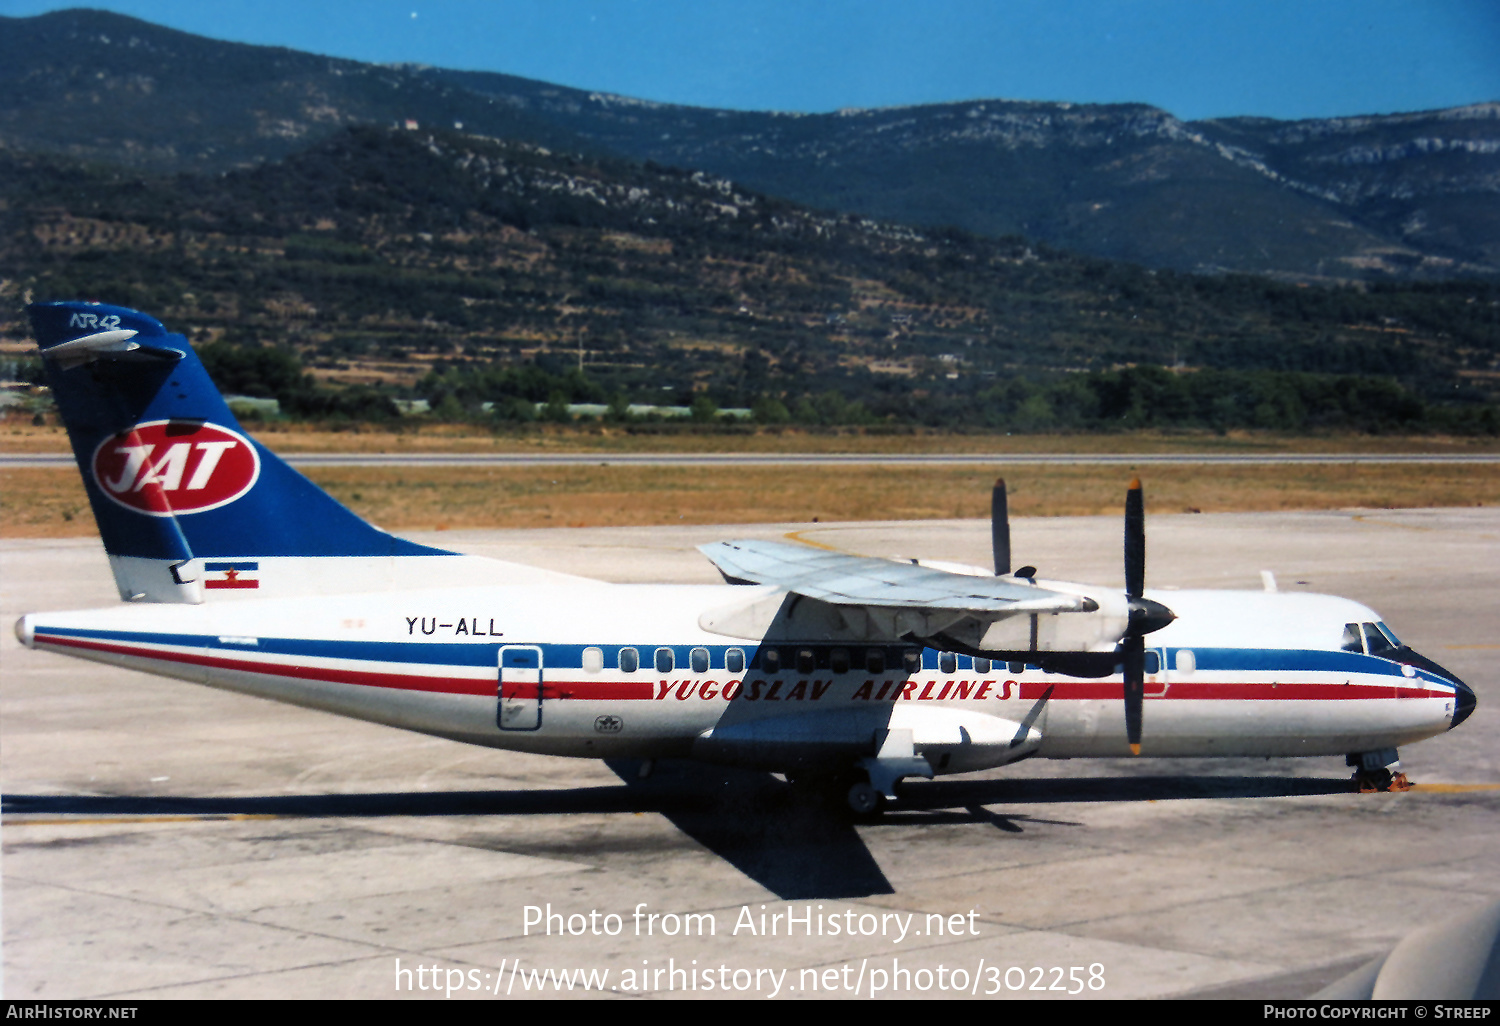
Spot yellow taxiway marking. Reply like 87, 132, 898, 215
2, 814, 282, 827
782, 529, 845, 552
1407, 784, 1500, 794
1350, 514, 1436, 532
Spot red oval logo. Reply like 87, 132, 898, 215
91, 421, 261, 517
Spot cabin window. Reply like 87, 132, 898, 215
865, 648, 886, 674
690, 647, 710, 673
1175, 649, 1196, 675
760, 648, 781, 674
618, 647, 639, 673
655, 647, 674, 673
830, 648, 851, 674
725, 648, 745, 674
1007, 660, 1025, 674
582, 647, 603, 673
973, 657, 992, 673
903, 650, 922, 675
1362, 623, 1395, 655
939, 651, 957, 674
1341, 623, 1363, 653
1144, 651, 1161, 675
796, 648, 816, 675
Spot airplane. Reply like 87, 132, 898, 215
12, 301, 1477, 816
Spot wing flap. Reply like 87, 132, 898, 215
699, 539, 1095, 616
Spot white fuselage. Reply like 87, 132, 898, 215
16, 582, 1463, 773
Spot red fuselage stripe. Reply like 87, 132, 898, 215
34, 635, 1446, 703
39, 634, 488, 696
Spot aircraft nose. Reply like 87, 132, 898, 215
1398, 646, 1476, 731
1450, 677, 1477, 731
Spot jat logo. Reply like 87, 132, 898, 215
91, 421, 261, 517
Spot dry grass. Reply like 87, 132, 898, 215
4, 419, 1499, 456
4, 463, 1496, 537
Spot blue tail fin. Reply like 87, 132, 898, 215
30, 301, 452, 602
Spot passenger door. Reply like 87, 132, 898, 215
498, 645, 543, 731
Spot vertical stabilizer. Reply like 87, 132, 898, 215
29, 302, 454, 603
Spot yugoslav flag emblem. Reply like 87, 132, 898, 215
204, 561, 259, 590
91, 420, 261, 517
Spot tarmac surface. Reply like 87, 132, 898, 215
3, 507, 1498, 1000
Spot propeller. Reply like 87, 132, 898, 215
1123, 478, 1146, 754
991, 478, 1010, 576
992, 478, 1038, 577
991, 473, 1170, 756
1121, 477, 1175, 755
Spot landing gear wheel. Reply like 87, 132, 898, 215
1353, 767, 1395, 793
846, 780, 885, 818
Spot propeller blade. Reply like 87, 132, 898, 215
1009, 684, 1054, 749
992, 478, 1010, 576
1123, 478, 1148, 755
1124, 477, 1145, 598
1123, 635, 1144, 755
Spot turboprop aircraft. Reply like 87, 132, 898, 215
13, 302, 1477, 815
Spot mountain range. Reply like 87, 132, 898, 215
2, 8, 1497, 282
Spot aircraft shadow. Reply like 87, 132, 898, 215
604, 758, 895, 900
898, 774, 1355, 808
3, 772, 1353, 900
1, 787, 660, 818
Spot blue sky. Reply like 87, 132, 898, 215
3, 0, 1497, 121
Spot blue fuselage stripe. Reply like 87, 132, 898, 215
31, 625, 1434, 681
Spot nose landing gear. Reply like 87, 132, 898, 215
1352, 767, 1414, 793
1348, 749, 1414, 793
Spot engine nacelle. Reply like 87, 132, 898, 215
693, 706, 1041, 775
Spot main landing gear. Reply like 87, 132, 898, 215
788, 771, 889, 819
788, 734, 935, 820
845, 779, 885, 818
1348, 749, 1413, 793
834, 729, 934, 818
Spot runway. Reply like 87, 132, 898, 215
3, 508, 1497, 999
3, 451, 1499, 469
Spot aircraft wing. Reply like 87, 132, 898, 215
698, 539, 1094, 617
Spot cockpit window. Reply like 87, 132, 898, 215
1341, 624, 1363, 653
1363, 623, 1396, 655
1375, 622, 1402, 648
